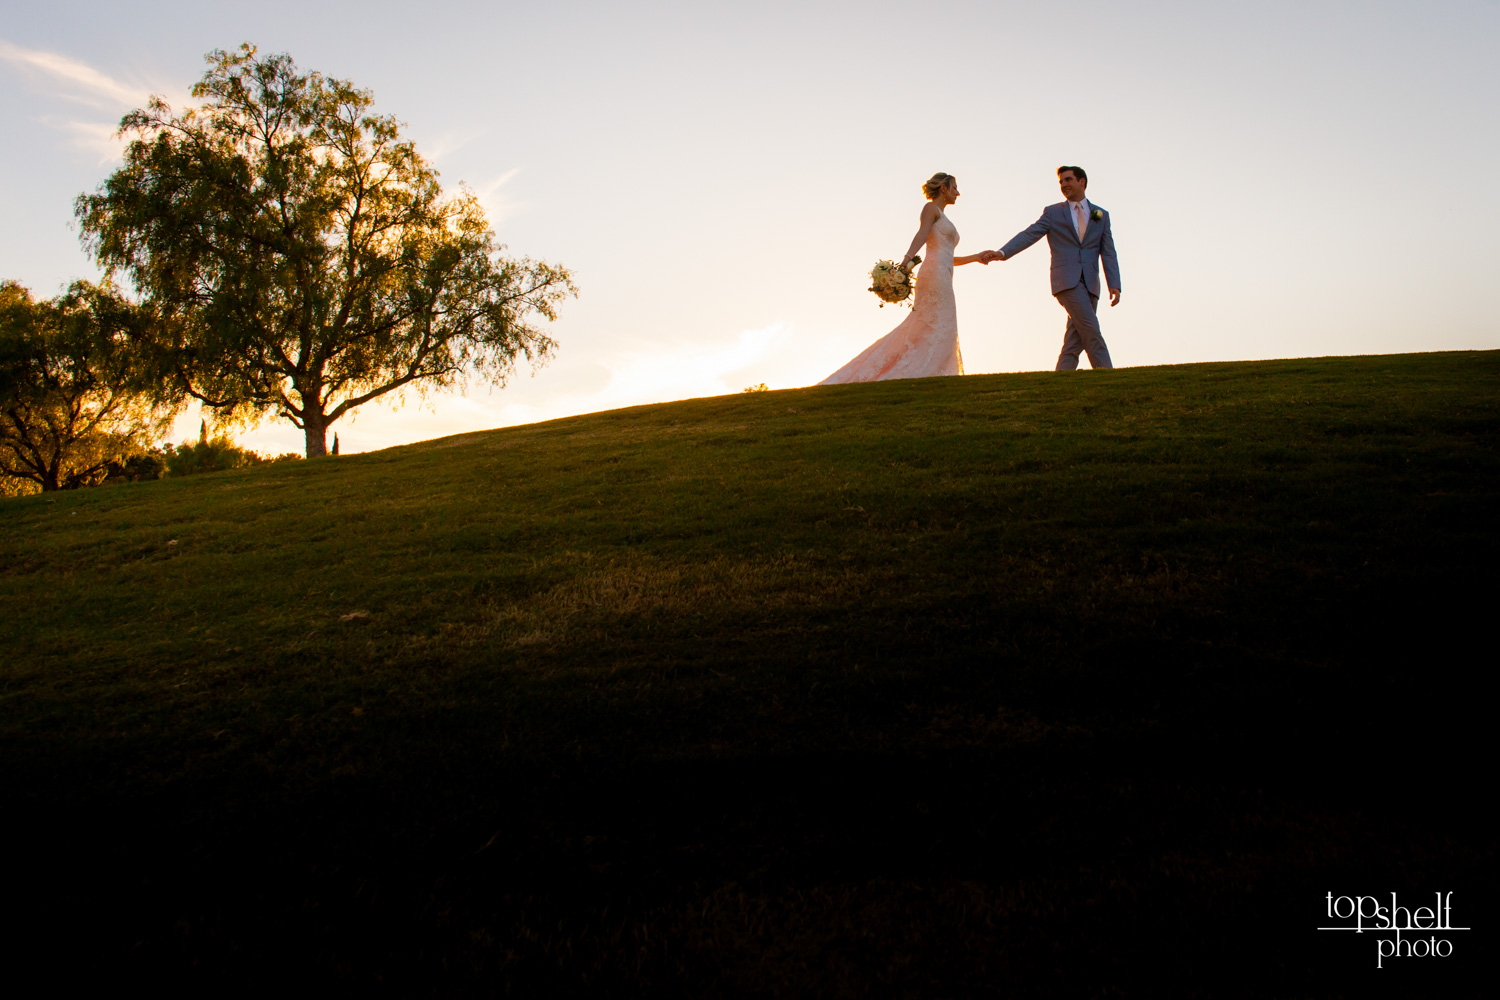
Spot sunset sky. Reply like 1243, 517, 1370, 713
3, 0, 1497, 455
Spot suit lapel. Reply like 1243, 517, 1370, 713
1077, 202, 1103, 247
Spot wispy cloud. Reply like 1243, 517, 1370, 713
48, 118, 132, 164
475, 167, 520, 202
424, 128, 487, 162
0, 38, 185, 163
470, 167, 525, 225
0, 37, 150, 109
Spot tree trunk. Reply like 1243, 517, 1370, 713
303, 409, 328, 458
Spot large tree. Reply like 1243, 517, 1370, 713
77, 45, 575, 457
0, 280, 171, 492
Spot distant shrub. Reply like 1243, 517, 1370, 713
165, 437, 255, 477
104, 447, 168, 483
163, 435, 303, 478
742, 383, 769, 393
125, 449, 169, 480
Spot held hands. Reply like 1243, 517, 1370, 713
913, 249, 1008, 265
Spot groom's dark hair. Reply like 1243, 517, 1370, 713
1057, 165, 1087, 185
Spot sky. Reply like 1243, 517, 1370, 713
2, 0, 1497, 455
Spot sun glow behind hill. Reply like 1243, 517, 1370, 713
164, 322, 802, 457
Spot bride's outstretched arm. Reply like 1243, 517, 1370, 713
952, 254, 990, 266
901, 203, 942, 267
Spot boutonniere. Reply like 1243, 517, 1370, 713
1090, 208, 1104, 221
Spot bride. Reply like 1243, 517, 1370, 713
820, 172, 986, 384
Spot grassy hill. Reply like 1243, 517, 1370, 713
3, 351, 1496, 994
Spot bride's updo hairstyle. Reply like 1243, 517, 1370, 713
922, 173, 955, 200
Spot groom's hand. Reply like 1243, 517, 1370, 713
1109, 288, 1121, 307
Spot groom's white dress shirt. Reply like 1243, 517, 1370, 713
1069, 198, 1090, 240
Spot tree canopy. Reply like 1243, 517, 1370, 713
0, 280, 171, 492
77, 45, 576, 458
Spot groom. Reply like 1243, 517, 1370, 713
982, 166, 1120, 370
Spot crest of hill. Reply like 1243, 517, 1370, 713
1, 351, 1495, 992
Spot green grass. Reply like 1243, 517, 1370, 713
4, 351, 1497, 994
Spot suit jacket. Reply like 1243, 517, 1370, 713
999, 202, 1120, 297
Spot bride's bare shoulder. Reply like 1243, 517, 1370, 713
919, 201, 942, 222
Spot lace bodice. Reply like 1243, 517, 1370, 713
926, 212, 959, 266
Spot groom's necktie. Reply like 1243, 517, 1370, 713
1074, 203, 1087, 241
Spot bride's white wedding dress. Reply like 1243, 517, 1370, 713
820, 211, 964, 384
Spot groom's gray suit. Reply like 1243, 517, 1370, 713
998, 201, 1120, 370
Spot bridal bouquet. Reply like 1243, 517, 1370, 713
869, 255, 920, 307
